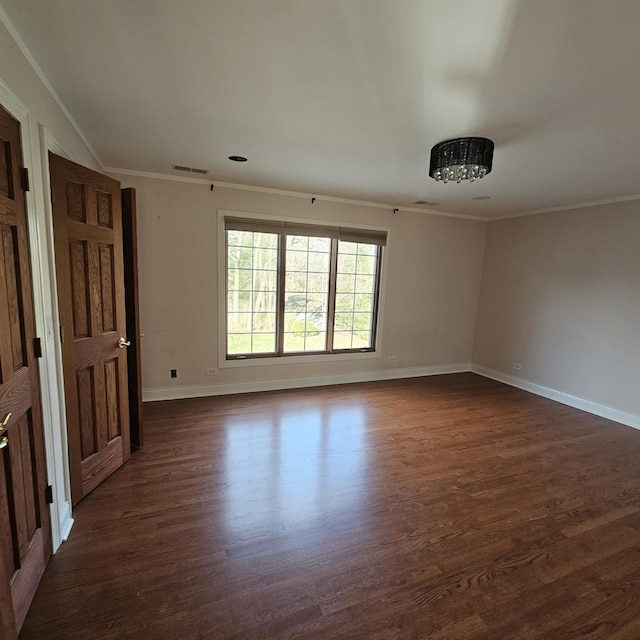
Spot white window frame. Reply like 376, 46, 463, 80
217, 209, 389, 368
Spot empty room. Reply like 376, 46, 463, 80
0, 1, 639, 638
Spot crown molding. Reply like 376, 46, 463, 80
0, 4, 104, 170
492, 194, 640, 221
2, 5, 638, 225
106, 166, 489, 222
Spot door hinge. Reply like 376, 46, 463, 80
33, 337, 43, 358
59, 325, 64, 343
20, 167, 30, 192
45, 485, 54, 504
50, 185, 55, 204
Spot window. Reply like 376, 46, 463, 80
225, 216, 386, 359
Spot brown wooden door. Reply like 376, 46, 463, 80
49, 153, 130, 505
0, 106, 52, 639
121, 188, 143, 449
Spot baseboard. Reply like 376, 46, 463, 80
50, 499, 73, 553
142, 363, 471, 402
143, 362, 640, 431
471, 364, 640, 431
59, 500, 74, 543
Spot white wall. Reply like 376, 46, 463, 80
114, 173, 487, 398
473, 201, 640, 418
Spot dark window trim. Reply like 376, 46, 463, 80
224, 216, 385, 361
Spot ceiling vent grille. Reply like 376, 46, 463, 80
173, 164, 208, 175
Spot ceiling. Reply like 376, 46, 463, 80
2, 0, 640, 219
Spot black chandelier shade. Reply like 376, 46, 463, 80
429, 137, 495, 183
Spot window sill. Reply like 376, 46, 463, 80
219, 350, 382, 369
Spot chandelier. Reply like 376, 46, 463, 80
429, 137, 494, 183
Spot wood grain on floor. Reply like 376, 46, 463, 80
20, 373, 640, 639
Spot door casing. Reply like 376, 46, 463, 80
0, 93, 53, 640
0, 78, 84, 552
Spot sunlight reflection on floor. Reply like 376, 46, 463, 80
223, 403, 368, 537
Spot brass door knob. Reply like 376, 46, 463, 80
0, 412, 11, 432
117, 337, 131, 349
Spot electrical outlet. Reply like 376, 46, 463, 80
206, 368, 217, 376
170, 369, 177, 378
512, 362, 522, 371
388, 355, 397, 364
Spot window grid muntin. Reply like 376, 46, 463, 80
226, 230, 278, 355
332, 241, 378, 351
226, 226, 382, 359
283, 235, 331, 353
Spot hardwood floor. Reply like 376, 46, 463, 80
20, 373, 640, 639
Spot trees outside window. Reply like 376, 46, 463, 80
225, 217, 385, 359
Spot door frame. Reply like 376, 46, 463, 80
0, 78, 74, 552
38, 128, 75, 541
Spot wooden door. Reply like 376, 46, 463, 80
0, 106, 52, 639
121, 188, 143, 448
49, 153, 130, 505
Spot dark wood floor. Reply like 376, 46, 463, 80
20, 373, 640, 639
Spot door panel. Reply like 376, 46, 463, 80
0, 105, 51, 639
49, 153, 130, 505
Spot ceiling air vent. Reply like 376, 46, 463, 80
173, 164, 208, 175
413, 200, 439, 206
